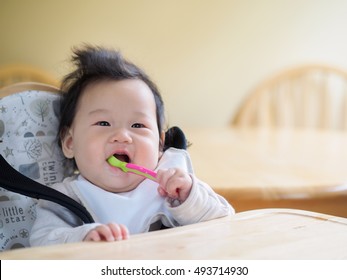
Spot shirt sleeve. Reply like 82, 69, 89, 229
30, 201, 100, 246
29, 179, 101, 247
168, 174, 235, 226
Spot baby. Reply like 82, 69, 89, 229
30, 45, 234, 245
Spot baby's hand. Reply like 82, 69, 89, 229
84, 223, 129, 242
157, 168, 193, 205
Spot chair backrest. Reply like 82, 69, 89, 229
0, 64, 59, 89
0, 82, 72, 250
232, 64, 347, 130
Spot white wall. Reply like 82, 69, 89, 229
2, 0, 347, 129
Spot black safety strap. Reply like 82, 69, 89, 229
0, 154, 94, 224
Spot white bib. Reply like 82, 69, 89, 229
71, 148, 193, 234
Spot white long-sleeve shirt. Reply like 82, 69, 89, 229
30, 148, 234, 246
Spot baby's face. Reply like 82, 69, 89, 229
62, 79, 163, 192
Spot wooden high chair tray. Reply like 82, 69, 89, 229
1, 208, 347, 259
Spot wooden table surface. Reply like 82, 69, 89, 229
185, 127, 347, 216
1, 208, 347, 259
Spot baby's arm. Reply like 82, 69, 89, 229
30, 202, 99, 246
166, 175, 235, 225
84, 223, 129, 242
156, 168, 192, 204
31, 203, 129, 245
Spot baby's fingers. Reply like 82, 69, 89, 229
156, 169, 175, 187
156, 169, 175, 197
84, 225, 111, 242
84, 224, 129, 242
84, 229, 102, 242
109, 223, 129, 241
157, 168, 192, 202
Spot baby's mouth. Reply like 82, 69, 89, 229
113, 153, 130, 163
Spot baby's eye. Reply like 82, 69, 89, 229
95, 121, 110, 126
131, 123, 145, 128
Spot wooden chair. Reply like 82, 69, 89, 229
232, 64, 347, 130
0, 64, 60, 89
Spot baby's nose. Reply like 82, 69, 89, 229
111, 128, 132, 143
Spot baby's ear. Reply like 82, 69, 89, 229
61, 129, 74, 159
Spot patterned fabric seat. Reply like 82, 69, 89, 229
0, 82, 73, 250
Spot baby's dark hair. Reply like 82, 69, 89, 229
58, 44, 187, 151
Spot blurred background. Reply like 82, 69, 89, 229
2, 0, 347, 129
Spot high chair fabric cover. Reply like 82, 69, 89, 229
0, 82, 92, 251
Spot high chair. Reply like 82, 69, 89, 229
0, 82, 93, 251
0, 64, 60, 89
